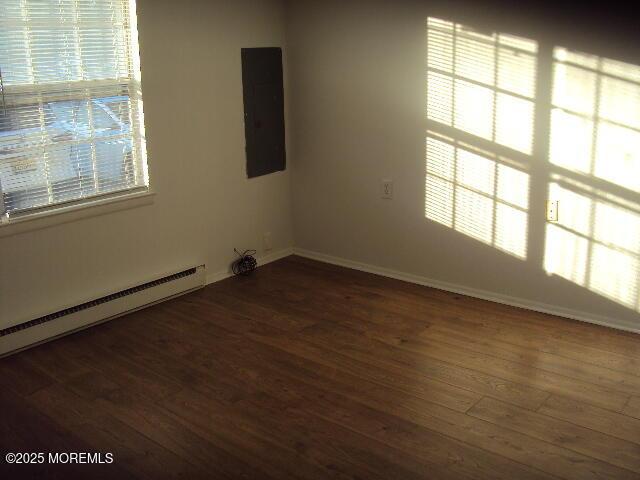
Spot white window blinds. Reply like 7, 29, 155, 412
0, 0, 148, 220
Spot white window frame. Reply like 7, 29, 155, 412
0, 0, 150, 228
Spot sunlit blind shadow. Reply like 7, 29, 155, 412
550, 49, 640, 191
426, 17, 537, 154
546, 49, 640, 311
426, 131, 530, 259
425, 17, 535, 260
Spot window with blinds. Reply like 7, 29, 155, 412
0, 0, 148, 221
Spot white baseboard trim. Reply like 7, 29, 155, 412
293, 247, 640, 335
205, 247, 295, 285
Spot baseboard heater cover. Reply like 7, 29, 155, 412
0, 265, 206, 357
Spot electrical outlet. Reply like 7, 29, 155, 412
381, 179, 393, 199
263, 232, 273, 251
547, 200, 559, 222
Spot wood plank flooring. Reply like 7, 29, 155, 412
2, 255, 640, 479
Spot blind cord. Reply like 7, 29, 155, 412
0, 66, 6, 115
0, 65, 5, 219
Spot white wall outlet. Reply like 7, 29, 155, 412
547, 200, 559, 222
381, 179, 393, 199
263, 232, 273, 251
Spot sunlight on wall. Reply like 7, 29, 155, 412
545, 180, 640, 311
425, 17, 535, 260
546, 49, 640, 312
550, 49, 640, 192
426, 131, 530, 259
426, 17, 537, 154
426, 17, 640, 313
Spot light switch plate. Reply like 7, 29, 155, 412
381, 179, 393, 200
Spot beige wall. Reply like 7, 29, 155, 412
3, 0, 639, 334
0, 0, 293, 327
286, 0, 640, 331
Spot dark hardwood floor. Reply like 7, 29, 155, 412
2, 255, 640, 479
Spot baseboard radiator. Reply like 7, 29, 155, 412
0, 265, 206, 357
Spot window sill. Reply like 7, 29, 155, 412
0, 190, 155, 239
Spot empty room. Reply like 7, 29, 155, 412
2, 0, 640, 478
